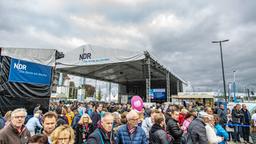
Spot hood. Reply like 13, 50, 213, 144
150, 124, 163, 133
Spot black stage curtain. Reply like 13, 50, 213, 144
0, 56, 51, 115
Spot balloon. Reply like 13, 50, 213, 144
131, 95, 144, 112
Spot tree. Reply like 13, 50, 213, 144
81, 84, 95, 99
96, 88, 102, 101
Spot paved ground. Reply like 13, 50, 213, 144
227, 137, 254, 144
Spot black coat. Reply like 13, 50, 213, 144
91, 112, 101, 127
149, 124, 172, 144
87, 128, 112, 144
166, 117, 183, 144
217, 108, 227, 126
232, 109, 244, 124
75, 123, 94, 144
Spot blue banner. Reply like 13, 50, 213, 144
151, 89, 166, 100
8, 58, 52, 85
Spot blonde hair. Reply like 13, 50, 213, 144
78, 114, 92, 125
4, 111, 12, 122
51, 125, 75, 144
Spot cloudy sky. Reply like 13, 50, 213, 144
1, 0, 255, 92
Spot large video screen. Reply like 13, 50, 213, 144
150, 88, 166, 100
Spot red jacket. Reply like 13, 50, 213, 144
178, 113, 185, 125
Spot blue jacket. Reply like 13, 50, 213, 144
0, 117, 5, 129
116, 124, 148, 144
215, 123, 228, 144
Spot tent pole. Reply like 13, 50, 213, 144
146, 58, 151, 103
177, 80, 180, 94
166, 72, 170, 102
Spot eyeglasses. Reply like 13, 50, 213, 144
58, 137, 70, 143
14, 116, 26, 119
58, 138, 69, 140
130, 117, 139, 121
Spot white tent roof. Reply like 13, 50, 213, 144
56, 44, 184, 85
0, 47, 57, 66
57, 44, 145, 67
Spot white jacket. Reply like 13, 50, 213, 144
205, 123, 223, 144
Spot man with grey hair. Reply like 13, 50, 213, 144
87, 112, 114, 144
0, 108, 31, 144
116, 110, 148, 144
186, 111, 208, 144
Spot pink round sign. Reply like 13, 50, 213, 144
131, 95, 144, 112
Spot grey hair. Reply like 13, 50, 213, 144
126, 110, 139, 121
112, 112, 121, 119
101, 112, 113, 121
11, 108, 27, 118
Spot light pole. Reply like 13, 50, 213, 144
233, 70, 236, 102
212, 39, 229, 102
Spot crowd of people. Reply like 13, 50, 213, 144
0, 100, 256, 144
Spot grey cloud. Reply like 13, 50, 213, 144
0, 0, 255, 92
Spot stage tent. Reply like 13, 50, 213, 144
0, 47, 62, 114
56, 44, 185, 102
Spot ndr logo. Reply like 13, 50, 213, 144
14, 63, 27, 71
79, 46, 93, 60
79, 53, 91, 60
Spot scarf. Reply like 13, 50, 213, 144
127, 124, 136, 134
99, 122, 111, 139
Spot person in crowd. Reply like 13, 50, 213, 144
28, 134, 48, 144
49, 102, 56, 111
51, 124, 75, 144
181, 109, 197, 133
225, 108, 234, 141
112, 112, 122, 134
187, 111, 208, 144
116, 110, 148, 144
56, 106, 68, 127
65, 106, 74, 126
217, 104, 227, 129
42, 111, 58, 143
166, 109, 183, 144
120, 111, 128, 124
75, 113, 94, 144
251, 111, 256, 144
149, 113, 173, 144
0, 112, 5, 129
91, 104, 103, 128
58, 100, 64, 108
26, 110, 43, 136
205, 107, 214, 115
86, 102, 94, 117
142, 109, 160, 139
71, 109, 82, 129
205, 114, 224, 144
78, 103, 86, 116
178, 108, 188, 126
0, 108, 31, 144
241, 104, 251, 143
232, 104, 244, 142
144, 107, 151, 118
87, 112, 114, 144
137, 110, 144, 127
3, 110, 12, 127
214, 114, 228, 144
